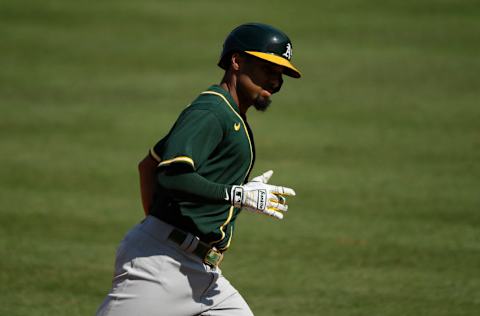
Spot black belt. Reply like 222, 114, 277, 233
168, 228, 224, 267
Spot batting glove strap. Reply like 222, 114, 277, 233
231, 186, 244, 208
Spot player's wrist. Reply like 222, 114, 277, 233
230, 185, 244, 208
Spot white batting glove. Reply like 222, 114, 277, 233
230, 170, 296, 219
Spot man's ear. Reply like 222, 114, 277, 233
230, 53, 244, 71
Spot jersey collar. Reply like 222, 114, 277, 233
207, 85, 241, 115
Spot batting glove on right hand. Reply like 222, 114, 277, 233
230, 170, 296, 220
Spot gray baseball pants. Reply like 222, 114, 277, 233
95, 216, 253, 316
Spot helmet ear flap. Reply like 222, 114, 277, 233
218, 53, 231, 70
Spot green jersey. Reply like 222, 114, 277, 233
149, 85, 255, 250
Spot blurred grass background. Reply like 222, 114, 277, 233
1, 0, 479, 315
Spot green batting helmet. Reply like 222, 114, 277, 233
218, 23, 301, 78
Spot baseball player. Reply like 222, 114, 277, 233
96, 22, 301, 316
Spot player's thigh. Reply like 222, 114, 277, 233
200, 290, 254, 316
96, 278, 194, 316
200, 273, 254, 316
95, 280, 165, 316
97, 256, 200, 316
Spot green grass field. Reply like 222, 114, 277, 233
1, 0, 479, 315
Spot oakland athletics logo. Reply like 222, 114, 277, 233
282, 43, 292, 60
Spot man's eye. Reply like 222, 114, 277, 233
263, 66, 274, 72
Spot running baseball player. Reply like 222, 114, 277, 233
96, 22, 301, 316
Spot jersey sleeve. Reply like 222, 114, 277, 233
149, 136, 167, 163
154, 109, 223, 170
157, 170, 232, 203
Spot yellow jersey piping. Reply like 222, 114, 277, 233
209, 206, 234, 246
200, 91, 254, 181
157, 156, 195, 168
149, 148, 162, 162
218, 226, 234, 251
200, 90, 254, 249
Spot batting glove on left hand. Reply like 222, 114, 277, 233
230, 170, 296, 220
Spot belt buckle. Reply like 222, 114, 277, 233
204, 248, 223, 267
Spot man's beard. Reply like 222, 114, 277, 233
253, 95, 272, 112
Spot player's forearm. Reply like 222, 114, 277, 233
138, 155, 159, 215
157, 170, 231, 203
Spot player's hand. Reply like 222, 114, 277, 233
230, 170, 296, 219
